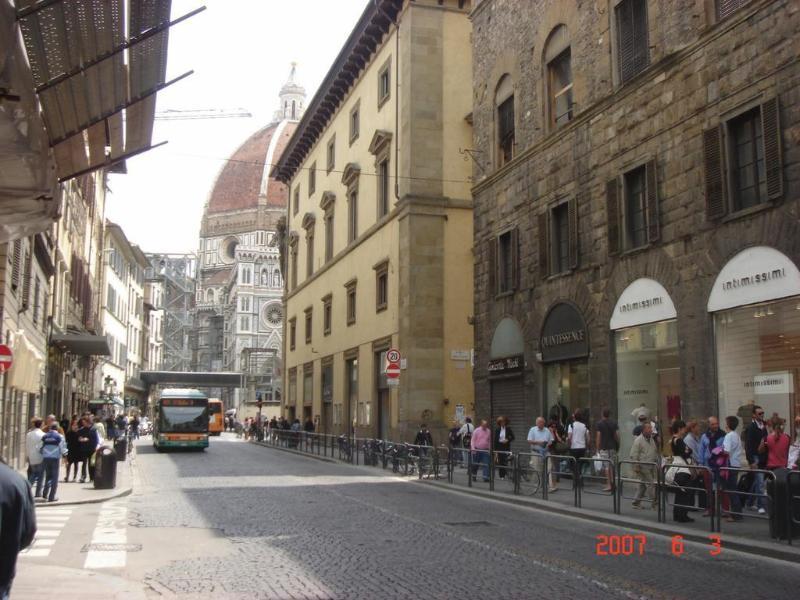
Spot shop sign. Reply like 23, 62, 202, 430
707, 246, 800, 312
745, 372, 793, 395
487, 354, 523, 375
540, 303, 589, 362
455, 404, 465, 423
610, 278, 677, 330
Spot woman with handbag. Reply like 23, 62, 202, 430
669, 420, 696, 523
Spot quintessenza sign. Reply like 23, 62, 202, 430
540, 303, 589, 363
541, 330, 585, 348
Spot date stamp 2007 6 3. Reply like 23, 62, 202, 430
595, 534, 722, 557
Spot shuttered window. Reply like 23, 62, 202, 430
716, 0, 749, 20
616, 0, 649, 84
10, 239, 22, 292
551, 202, 570, 274
624, 166, 647, 249
609, 160, 659, 254
538, 212, 549, 278
497, 229, 518, 294
497, 96, 515, 166
704, 97, 782, 220
21, 247, 32, 310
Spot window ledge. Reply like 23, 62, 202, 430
493, 290, 514, 300
721, 202, 773, 224
376, 304, 387, 313
545, 269, 575, 282
619, 243, 654, 259
377, 94, 390, 110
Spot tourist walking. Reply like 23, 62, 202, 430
629, 421, 659, 509
493, 417, 514, 479
25, 418, 45, 498
39, 423, 67, 502
595, 409, 619, 491
470, 420, 492, 482
64, 420, 81, 482
762, 416, 790, 472
77, 417, 99, 482
567, 411, 589, 479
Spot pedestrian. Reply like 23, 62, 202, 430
64, 420, 81, 482
744, 404, 768, 514
567, 411, 589, 479
721, 415, 744, 522
130, 414, 140, 440
59, 414, 70, 433
77, 417, 99, 483
527, 417, 556, 492
414, 423, 433, 447
0, 455, 37, 599
43, 414, 64, 435
447, 421, 462, 465
762, 416, 790, 472
629, 421, 658, 510
458, 417, 474, 467
25, 418, 45, 499
669, 420, 696, 523
470, 419, 491, 482
595, 408, 619, 492
92, 415, 106, 442
106, 415, 118, 442
39, 423, 67, 502
493, 417, 514, 479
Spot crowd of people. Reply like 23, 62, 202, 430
440, 405, 800, 523
227, 414, 316, 445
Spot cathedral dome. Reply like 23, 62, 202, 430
205, 120, 297, 214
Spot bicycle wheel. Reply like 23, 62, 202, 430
518, 468, 541, 496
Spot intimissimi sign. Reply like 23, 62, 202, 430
540, 302, 589, 363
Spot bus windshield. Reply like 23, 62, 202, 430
159, 399, 208, 433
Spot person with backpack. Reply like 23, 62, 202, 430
458, 417, 474, 469
38, 423, 67, 502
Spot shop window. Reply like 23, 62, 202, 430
495, 75, 515, 167
616, 0, 649, 84
303, 366, 313, 408
349, 101, 360, 144
322, 294, 332, 336
607, 160, 659, 255
716, 0, 750, 20
308, 162, 316, 196
326, 137, 335, 173
289, 317, 296, 350
345, 280, 357, 325
378, 58, 391, 108
539, 199, 578, 277
491, 229, 518, 296
704, 97, 782, 220
375, 261, 389, 312
304, 307, 312, 344
288, 368, 297, 407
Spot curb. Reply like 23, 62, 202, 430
35, 485, 133, 508
415, 479, 800, 565
250, 440, 339, 464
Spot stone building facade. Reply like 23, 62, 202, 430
192, 69, 302, 416
471, 0, 800, 454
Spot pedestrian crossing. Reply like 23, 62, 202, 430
19, 507, 74, 558
83, 500, 128, 569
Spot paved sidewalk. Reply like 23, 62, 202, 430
13, 564, 149, 599
23, 450, 135, 507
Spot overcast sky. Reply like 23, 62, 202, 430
105, 0, 367, 255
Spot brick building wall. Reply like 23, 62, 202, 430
471, 0, 800, 432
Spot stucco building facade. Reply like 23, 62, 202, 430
471, 0, 799, 455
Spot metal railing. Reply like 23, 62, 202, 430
617, 460, 661, 520
788, 471, 800, 545
579, 456, 617, 513
661, 462, 715, 532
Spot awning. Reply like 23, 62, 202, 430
88, 397, 123, 407
125, 377, 147, 392
6, 330, 44, 393
50, 333, 111, 356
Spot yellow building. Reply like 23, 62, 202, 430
274, 0, 474, 442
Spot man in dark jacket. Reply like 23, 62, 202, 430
414, 424, 433, 447
744, 404, 768, 513
76, 417, 99, 483
0, 457, 36, 599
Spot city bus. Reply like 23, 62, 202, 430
208, 399, 224, 436
153, 388, 209, 451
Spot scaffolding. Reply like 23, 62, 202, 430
145, 253, 196, 372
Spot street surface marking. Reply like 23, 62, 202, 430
83, 500, 128, 569
19, 507, 74, 559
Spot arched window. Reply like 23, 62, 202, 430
262, 268, 269, 286
495, 75, 514, 167
544, 25, 573, 129
206, 288, 214, 303
273, 269, 281, 288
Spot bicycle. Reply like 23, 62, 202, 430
517, 455, 543, 496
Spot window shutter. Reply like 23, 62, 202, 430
617, 0, 649, 83
538, 212, 549, 278
21, 247, 32, 310
511, 227, 520, 290
568, 197, 579, 270
761, 97, 782, 200
703, 125, 726, 220
487, 237, 497, 297
645, 159, 660, 243
11, 239, 22, 290
606, 179, 621, 256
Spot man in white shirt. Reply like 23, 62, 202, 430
527, 417, 556, 492
722, 415, 743, 521
25, 417, 45, 499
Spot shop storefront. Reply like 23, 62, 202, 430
539, 303, 589, 429
488, 318, 526, 450
611, 278, 679, 458
708, 246, 800, 428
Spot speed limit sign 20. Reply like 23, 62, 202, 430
386, 348, 401, 363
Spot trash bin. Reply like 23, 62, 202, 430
93, 446, 117, 490
114, 436, 128, 460
767, 468, 800, 540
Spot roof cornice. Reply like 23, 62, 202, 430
272, 0, 403, 184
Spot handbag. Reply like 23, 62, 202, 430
552, 441, 569, 455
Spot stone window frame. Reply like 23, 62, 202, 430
495, 227, 518, 297
288, 367, 297, 406
537, 195, 578, 279
322, 293, 333, 336
303, 362, 314, 408
288, 232, 299, 291
607, 159, 659, 256
377, 56, 391, 109
292, 185, 300, 217
326, 136, 336, 174
344, 277, 357, 326
289, 316, 297, 351
320, 191, 336, 263
369, 130, 393, 220
342, 163, 361, 244
543, 25, 574, 131
302, 212, 316, 279
495, 74, 515, 168
349, 99, 361, 145
612, 0, 650, 86
703, 96, 782, 222
374, 259, 389, 313
304, 305, 313, 345
308, 161, 317, 197
714, 0, 750, 22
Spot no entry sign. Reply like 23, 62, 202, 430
386, 363, 401, 379
0, 344, 12, 374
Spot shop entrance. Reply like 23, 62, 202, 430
490, 377, 527, 452
544, 359, 589, 427
321, 361, 333, 435
376, 350, 390, 439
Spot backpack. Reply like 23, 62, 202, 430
461, 424, 473, 447
448, 428, 460, 446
